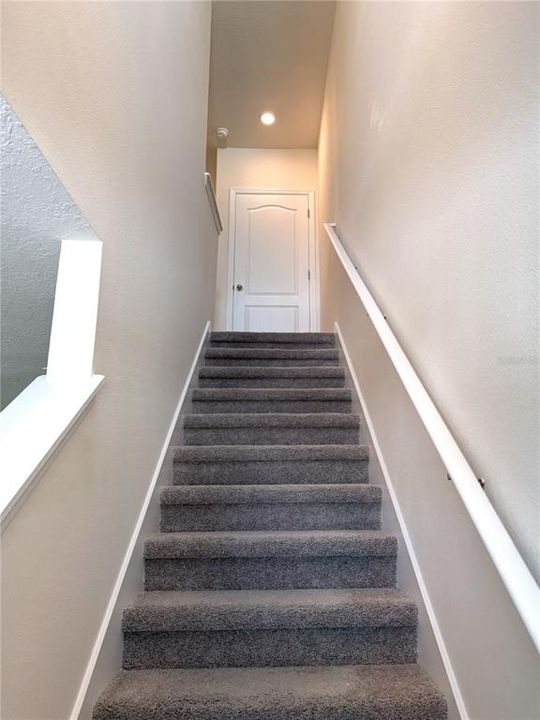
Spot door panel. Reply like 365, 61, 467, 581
233, 193, 310, 332
247, 207, 297, 295
245, 305, 299, 333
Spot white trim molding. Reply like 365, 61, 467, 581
325, 221, 540, 654
226, 187, 320, 332
336, 323, 468, 720
204, 172, 223, 234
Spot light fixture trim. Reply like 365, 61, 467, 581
260, 111, 276, 126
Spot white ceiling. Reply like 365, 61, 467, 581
208, 1, 336, 149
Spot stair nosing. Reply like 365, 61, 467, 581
160, 483, 381, 506
122, 587, 417, 632
183, 413, 360, 429
144, 529, 397, 559
210, 331, 336, 342
205, 348, 339, 357
173, 444, 369, 462
191, 388, 352, 399
199, 366, 345, 377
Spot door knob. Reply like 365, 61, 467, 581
236, 284, 243, 291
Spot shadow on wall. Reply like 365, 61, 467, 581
0, 94, 90, 408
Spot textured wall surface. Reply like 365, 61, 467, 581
1, 3, 216, 719
319, 1, 539, 579
0, 95, 89, 408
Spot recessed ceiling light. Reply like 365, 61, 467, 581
260, 111, 276, 126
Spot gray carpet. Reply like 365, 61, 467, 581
93, 331, 447, 719
191, 387, 353, 414
198, 365, 347, 388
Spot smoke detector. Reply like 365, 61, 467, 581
216, 127, 229, 147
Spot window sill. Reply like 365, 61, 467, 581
0, 374, 104, 527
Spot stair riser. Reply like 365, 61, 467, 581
209, 342, 336, 350
183, 427, 359, 446
173, 460, 369, 485
160, 502, 381, 532
198, 377, 345, 388
192, 400, 352, 414
145, 556, 396, 591
204, 358, 339, 367
211, 332, 335, 343
123, 626, 416, 670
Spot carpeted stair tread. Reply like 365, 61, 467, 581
200, 366, 344, 377
173, 444, 370, 485
183, 415, 359, 445
198, 365, 346, 388
191, 387, 353, 413
144, 530, 397, 559
123, 588, 417, 632
160, 483, 382, 532
93, 664, 447, 720
205, 347, 339, 362
191, 388, 352, 402
174, 444, 368, 463
199, 366, 345, 380
160, 483, 382, 505
183, 413, 360, 429
210, 331, 336, 346
205, 348, 339, 359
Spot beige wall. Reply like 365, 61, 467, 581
206, 143, 218, 184
0, 3, 216, 719
319, 1, 539, 580
328, 254, 538, 719
319, 2, 539, 715
214, 148, 318, 329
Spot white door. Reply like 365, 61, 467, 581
232, 192, 312, 332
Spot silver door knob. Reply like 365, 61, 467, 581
236, 284, 243, 291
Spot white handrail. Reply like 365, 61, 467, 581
325, 222, 540, 652
204, 172, 223, 233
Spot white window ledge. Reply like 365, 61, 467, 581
0, 232, 103, 528
0, 374, 104, 526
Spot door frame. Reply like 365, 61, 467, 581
226, 187, 320, 332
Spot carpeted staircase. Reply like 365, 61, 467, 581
93, 331, 447, 720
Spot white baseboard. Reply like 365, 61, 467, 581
70, 320, 211, 720
335, 322, 468, 720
